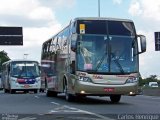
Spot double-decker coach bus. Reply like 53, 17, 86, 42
41, 17, 146, 102
2, 60, 41, 94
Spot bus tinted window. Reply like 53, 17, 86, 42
108, 21, 135, 36
77, 20, 107, 34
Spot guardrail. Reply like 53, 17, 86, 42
142, 88, 160, 96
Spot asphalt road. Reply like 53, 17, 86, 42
0, 90, 160, 120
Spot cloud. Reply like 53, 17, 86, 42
128, 1, 142, 16
0, 0, 39, 16
113, 0, 123, 4
39, 0, 76, 9
28, 7, 55, 20
0, 0, 75, 62
128, 0, 160, 22
136, 30, 160, 78
128, 0, 160, 77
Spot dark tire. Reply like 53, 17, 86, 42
34, 89, 38, 94
4, 89, 8, 93
52, 91, 58, 97
46, 90, 52, 97
39, 89, 45, 93
24, 90, 28, 94
110, 95, 121, 103
64, 83, 74, 102
75, 95, 86, 102
65, 92, 75, 102
10, 89, 15, 94
46, 89, 58, 97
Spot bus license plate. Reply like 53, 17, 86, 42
24, 84, 29, 88
104, 88, 114, 92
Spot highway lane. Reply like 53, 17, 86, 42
0, 90, 159, 120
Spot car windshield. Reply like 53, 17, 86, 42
11, 61, 40, 78
76, 34, 138, 74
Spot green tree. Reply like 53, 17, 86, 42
0, 50, 10, 72
139, 75, 145, 86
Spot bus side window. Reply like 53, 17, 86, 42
70, 61, 75, 74
8, 65, 10, 74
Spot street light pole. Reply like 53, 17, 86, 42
98, 0, 100, 17
23, 54, 28, 59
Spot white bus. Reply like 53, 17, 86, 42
2, 60, 41, 93
41, 17, 146, 103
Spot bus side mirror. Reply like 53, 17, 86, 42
138, 35, 146, 54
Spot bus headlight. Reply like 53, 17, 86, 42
126, 77, 138, 83
78, 76, 92, 83
35, 78, 41, 83
11, 78, 18, 83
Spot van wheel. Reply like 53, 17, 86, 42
110, 95, 121, 103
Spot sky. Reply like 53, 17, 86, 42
0, 0, 160, 78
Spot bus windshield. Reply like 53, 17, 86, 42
76, 34, 138, 74
76, 20, 138, 74
11, 61, 40, 78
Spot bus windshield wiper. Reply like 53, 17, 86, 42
111, 53, 124, 74
95, 52, 107, 71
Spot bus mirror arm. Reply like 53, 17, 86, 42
71, 33, 77, 52
137, 35, 146, 54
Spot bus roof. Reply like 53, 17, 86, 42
2, 59, 39, 65
73, 17, 133, 22
43, 17, 134, 45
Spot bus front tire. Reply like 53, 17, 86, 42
65, 93, 74, 102
64, 84, 74, 102
110, 95, 121, 103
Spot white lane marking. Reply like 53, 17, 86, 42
34, 96, 39, 98
51, 102, 60, 105
78, 109, 115, 120
18, 117, 37, 120
151, 97, 160, 100
48, 105, 115, 120
140, 95, 160, 100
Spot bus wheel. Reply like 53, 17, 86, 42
46, 90, 52, 97
24, 90, 28, 94
110, 95, 121, 103
52, 92, 58, 97
34, 89, 38, 94
39, 89, 45, 93
64, 84, 74, 102
4, 89, 8, 93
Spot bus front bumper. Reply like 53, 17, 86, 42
73, 81, 138, 96
11, 83, 41, 90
